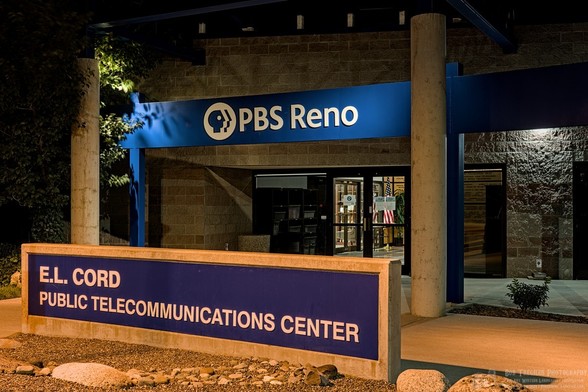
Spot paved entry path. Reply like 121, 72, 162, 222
400, 276, 588, 391
0, 297, 21, 338
401, 313, 588, 391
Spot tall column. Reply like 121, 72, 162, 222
71, 58, 100, 245
410, 13, 447, 317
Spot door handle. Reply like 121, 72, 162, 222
363, 218, 367, 232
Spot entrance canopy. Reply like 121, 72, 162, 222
123, 61, 588, 149
122, 82, 411, 149
121, 61, 588, 303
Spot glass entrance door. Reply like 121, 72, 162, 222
371, 175, 406, 265
332, 170, 409, 271
334, 177, 363, 256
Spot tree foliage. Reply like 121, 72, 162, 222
0, 1, 158, 243
0, 0, 88, 242
95, 34, 158, 197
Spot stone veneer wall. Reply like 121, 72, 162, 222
464, 129, 588, 278
134, 22, 588, 276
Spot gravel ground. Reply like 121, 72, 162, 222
0, 333, 396, 391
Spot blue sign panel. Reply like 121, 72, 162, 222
448, 61, 588, 134
122, 82, 410, 149
28, 255, 380, 360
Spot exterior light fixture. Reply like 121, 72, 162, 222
198, 22, 206, 34
347, 13, 354, 28
297, 14, 304, 30
399, 10, 406, 26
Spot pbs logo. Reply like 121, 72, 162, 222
203, 102, 236, 141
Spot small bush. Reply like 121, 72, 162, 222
0, 285, 21, 300
506, 278, 550, 311
0, 243, 21, 287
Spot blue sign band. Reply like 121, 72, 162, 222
28, 255, 380, 360
122, 82, 411, 148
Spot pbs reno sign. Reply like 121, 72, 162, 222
123, 82, 410, 149
203, 102, 358, 141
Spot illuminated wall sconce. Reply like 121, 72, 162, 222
297, 14, 304, 30
198, 22, 206, 34
347, 13, 354, 28
399, 10, 406, 26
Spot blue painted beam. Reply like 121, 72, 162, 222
91, 0, 287, 29
446, 63, 465, 304
129, 148, 145, 247
447, 0, 516, 53
449, 62, 588, 134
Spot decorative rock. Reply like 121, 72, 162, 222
305, 369, 322, 385
4, 355, 365, 389
200, 366, 215, 375
52, 362, 133, 389
304, 368, 332, 386
137, 376, 155, 386
317, 364, 339, 379
397, 369, 450, 392
320, 374, 334, 386
37, 367, 52, 376
153, 374, 170, 385
448, 373, 532, 391
0, 339, 22, 349
0, 356, 24, 373
15, 365, 35, 375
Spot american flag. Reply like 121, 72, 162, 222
383, 177, 395, 224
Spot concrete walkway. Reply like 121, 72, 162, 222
0, 297, 20, 339
398, 276, 588, 391
400, 313, 588, 391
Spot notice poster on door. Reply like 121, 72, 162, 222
374, 196, 395, 211
343, 194, 356, 206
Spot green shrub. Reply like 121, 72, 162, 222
0, 285, 21, 300
0, 243, 20, 287
506, 278, 550, 311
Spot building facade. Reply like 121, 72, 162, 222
105, 22, 588, 280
